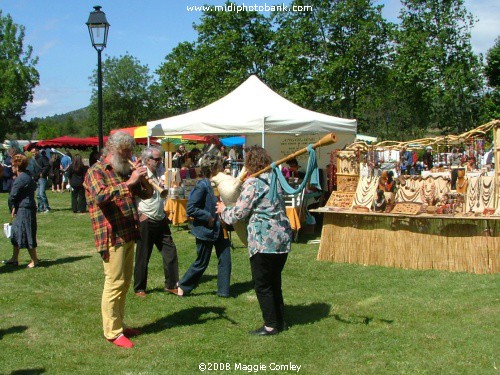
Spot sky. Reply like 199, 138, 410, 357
1, 0, 499, 121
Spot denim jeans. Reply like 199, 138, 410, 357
36, 178, 50, 211
178, 232, 231, 297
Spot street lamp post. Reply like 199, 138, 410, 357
86, 6, 110, 151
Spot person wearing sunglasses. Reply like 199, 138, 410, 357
133, 146, 179, 299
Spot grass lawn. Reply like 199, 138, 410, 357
0, 191, 499, 374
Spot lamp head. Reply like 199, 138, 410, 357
86, 5, 110, 51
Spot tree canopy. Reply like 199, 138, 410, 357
0, 11, 39, 140
155, 4, 273, 117
87, 54, 155, 135
22, 1, 500, 140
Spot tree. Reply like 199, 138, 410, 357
153, 42, 195, 117
37, 119, 60, 140
190, 3, 274, 106
485, 37, 500, 89
155, 2, 274, 113
479, 37, 500, 123
392, 0, 482, 136
269, 0, 392, 136
88, 54, 154, 134
0, 11, 39, 140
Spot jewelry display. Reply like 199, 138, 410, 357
420, 178, 437, 206
352, 175, 378, 210
395, 176, 423, 203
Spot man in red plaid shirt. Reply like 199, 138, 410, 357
84, 131, 152, 349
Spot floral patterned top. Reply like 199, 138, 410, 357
220, 173, 292, 257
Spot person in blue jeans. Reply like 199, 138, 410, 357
177, 154, 231, 297
31, 148, 51, 213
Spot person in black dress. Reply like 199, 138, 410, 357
2, 154, 39, 268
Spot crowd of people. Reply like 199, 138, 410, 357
1, 146, 105, 210
2, 132, 293, 348
397, 146, 494, 176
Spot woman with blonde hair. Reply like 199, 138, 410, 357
2, 154, 39, 268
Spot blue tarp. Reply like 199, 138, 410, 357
220, 136, 245, 147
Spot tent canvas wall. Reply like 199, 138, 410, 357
147, 75, 357, 173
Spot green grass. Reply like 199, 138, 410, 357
0, 191, 499, 374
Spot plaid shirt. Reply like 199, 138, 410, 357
84, 160, 141, 253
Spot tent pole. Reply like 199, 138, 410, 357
261, 131, 265, 148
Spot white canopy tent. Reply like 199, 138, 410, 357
147, 75, 357, 173
148, 75, 356, 139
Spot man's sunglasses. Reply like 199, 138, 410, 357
149, 157, 162, 162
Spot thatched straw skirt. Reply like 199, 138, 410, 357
11, 207, 37, 249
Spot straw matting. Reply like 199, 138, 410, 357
317, 212, 499, 274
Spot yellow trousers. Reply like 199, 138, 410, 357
101, 241, 135, 340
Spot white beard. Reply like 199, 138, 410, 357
111, 153, 131, 176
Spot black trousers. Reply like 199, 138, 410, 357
71, 185, 86, 213
134, 217, 179, 291
250, 252, 288, 329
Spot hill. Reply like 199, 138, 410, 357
30, 106, 93, 138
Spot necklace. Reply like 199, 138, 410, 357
481, 176, 494, 208
456, 178, 467, 190
420, 179, 436, 205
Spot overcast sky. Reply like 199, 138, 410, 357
1, 0, 498, 121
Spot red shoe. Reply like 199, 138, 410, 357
108, 334, 134, 348
123, 327, 142, 337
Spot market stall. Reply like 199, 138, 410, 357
147, 75, 357, 171
315, 120, 500, 274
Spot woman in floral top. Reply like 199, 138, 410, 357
217, 146, 292, 335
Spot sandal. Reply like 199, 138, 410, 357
2, 259, 19, 266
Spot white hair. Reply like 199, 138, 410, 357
105, 131, 135, 154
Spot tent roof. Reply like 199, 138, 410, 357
110, 126, 152, 145
110, 126, 218, 145
147, 75, 357, 137
24, 136, 106, 150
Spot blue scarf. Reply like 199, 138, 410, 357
268, 144, 321, 202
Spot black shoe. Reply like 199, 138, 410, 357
249, 326, 278, 336
277, 321, 289, 332
2, 259, 19, 266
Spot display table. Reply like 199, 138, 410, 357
313, 208, 499, 274
164, 198, 188, 226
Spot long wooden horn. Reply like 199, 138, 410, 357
128, 160, 169, 199
242, 132, 337, 181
